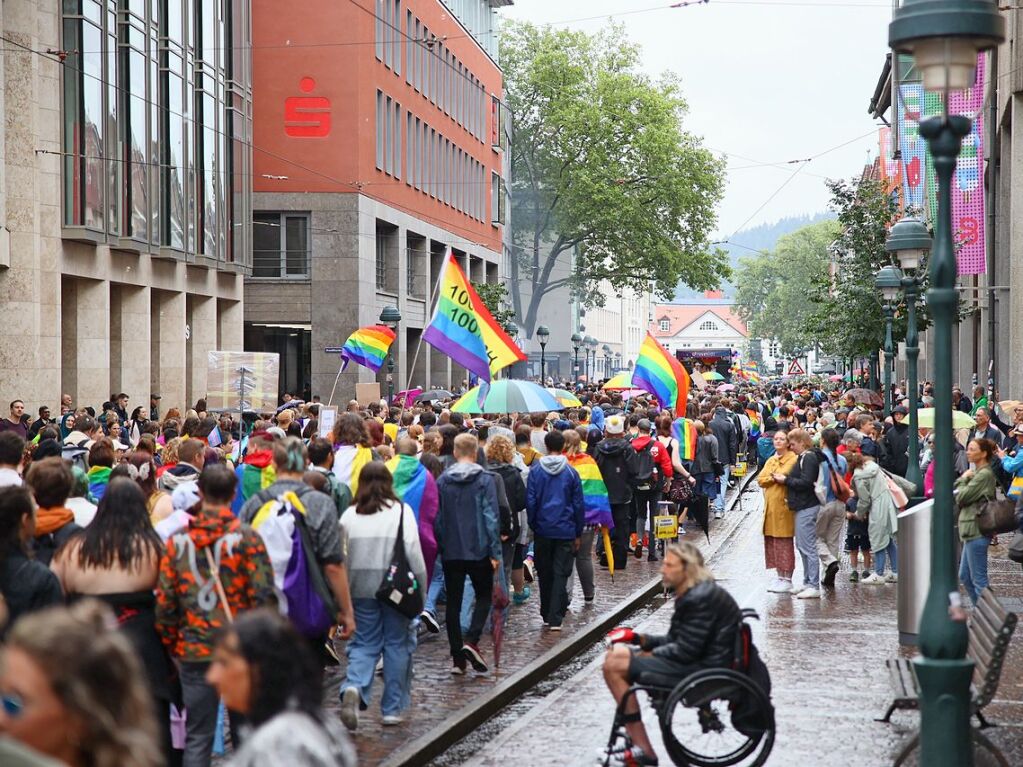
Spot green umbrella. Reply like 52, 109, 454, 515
916, 408, 976, 430
703, 371, 725, 381
450, 380, 562, 414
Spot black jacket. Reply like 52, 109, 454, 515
595, 438, 638, 505
785, 449, 821, 511
709, 409, 738, 465
643, 580, 740, 669
0, 551, 63, 637
489, 463, 525, 543
881, 422, 910, 477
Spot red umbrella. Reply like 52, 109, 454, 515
843, 388, 884, 407
490, 569, 510, 667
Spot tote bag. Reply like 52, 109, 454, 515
375, 505, 424, 619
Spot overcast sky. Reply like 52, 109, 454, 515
498, 0, 893, 239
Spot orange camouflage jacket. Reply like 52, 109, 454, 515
155, 505, 275, 661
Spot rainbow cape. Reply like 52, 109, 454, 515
631, 332, 690, 417
422, 251, 524, 392
386, 454, 438, 582
567, 453, 613, 528
340, 325, 396, 374
671, 418, 698, 461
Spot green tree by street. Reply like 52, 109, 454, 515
500, 21, 728, 338
472, 281, 518, 329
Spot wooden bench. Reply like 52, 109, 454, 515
876, 588, 1018, 766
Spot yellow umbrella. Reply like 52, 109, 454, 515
602, 372, 634, 390
601, 526, 615, 582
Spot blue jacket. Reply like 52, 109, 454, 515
435, 462, 501, 562
527, 455, 585, 540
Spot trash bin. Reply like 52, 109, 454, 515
897, 499, 934, 645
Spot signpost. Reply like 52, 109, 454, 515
787, 358, 806, 376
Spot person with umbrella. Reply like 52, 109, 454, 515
880, 406, 911, 479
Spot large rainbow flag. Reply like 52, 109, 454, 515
387, 454, 438, 582
567, 453, 613, 528
671, 417, 698, 461
339, 325, 396, 373
422, 251, 524, 389
631, 332, 690, 417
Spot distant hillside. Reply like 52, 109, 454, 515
674, 212, 836, 301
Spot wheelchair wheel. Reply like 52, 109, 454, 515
658, 669, 775, 767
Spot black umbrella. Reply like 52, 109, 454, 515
689, 494, 711, 542
414, 389, 453, 403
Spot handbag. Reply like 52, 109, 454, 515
822, 453, 852, 503
668, 473, 694, 506
976, 488, 1018, 536
375, 504, 424, 619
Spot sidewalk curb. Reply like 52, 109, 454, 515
381, 468, 761, 767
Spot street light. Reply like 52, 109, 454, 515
537, 325, 550, 384
615, 351, 622, 373
571, 332, 582, 385
588, 337, 599, 382
889, 3, 1004, 764
602, 344, 611, 379
875, 265, 903, 418
583, 335, 595, 383
379, 305, 402, 405
504, 320, 518, 379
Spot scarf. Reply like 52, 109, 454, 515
36, 507, 75, 536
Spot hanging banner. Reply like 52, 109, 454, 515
896, 78, 928, 212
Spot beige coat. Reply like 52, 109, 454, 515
758, 451, 797, 538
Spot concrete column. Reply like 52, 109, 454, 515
110, 284, 151, 406
154, 290, 187, 414
186, 294, 217, 407
74, 279, 111, 408
218, 298, 244, 351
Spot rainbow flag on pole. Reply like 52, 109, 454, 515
422, 250, 525, 386
339, 325, 396, 373
631, 332, 690, 417
671, 417, 698, 461
567, 453, 613, 528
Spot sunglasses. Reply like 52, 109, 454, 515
1, 693, 24, 717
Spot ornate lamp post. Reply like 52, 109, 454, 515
889, 3, 1004, 764
537, 325, 550, 384
875, 265, 903, 419
615, 351, 622, 373
583, 335, 595, 383
588, 337, 599, 382
504, 320, 518, 379
602, 344, 612, 379
571, 333, 583, 385
379, 305, 402, 405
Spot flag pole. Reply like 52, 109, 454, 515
326, 361, 346, 408
398, 250, 447, 419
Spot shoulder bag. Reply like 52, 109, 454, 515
977, 487, 1018, 536
375, 505, 424, 619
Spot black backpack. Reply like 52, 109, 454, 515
633, 442, 658, 487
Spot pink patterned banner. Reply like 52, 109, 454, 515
949, 55, 985, 275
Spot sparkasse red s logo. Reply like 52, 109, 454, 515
284, 77, 331, 137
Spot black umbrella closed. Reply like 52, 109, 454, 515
689, 494, 711, 542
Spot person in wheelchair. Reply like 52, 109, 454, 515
602, 541, 741, 767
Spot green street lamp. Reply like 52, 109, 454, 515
537, 325, 550, 384
875, 265, 903, 419
583, 335, 595, 383
379, 305, 402, 405
602, 344, 612, 379
571, 332, 583, 385
504, 320, 518, 379
889, 3, 1004, 765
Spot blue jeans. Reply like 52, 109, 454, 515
341, 598, 416, 717
716, 464, 730, 512
874, 540, 898, 576
423, 558, 475, 632
958, 537, 989, 605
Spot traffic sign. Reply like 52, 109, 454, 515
324, 346, 344, 354
787, 358, 806, 376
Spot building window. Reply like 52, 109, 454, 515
376, 220, 398, 292
659, 319, 670, 332
491, 171, 506, 225
699, 320, 718, 332
252, 213, 310, 278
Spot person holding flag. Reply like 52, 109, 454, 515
563, 429, 613, 598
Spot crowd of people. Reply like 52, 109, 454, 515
0, 374, 1017, 766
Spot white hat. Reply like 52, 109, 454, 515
605, 414, 625, 435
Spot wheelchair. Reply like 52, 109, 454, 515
601, 609, 775, 767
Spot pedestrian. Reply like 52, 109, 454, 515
772, 429, 822, 598
122, 450, 174, 523
0, 486, 62, 634
708, 406, 736, 520
527, 429, 584, 630
27, 406, 52, 441
880, 406, 910, 477
206, 610, 356, 767
434, 433, 501, 673
24, 457, 82, 566
841, 432, 874, 581
483, 434, 525, 600
49, 477, 178, 766
594, 415, 638, 572
846, 451, 899, 585
331, 413, 378, 495
630, 418, 672, 561
970, 407, 1002, 444
240, 437, 356, 648
337, 462, 426, 731
157, 465, 277, 767
515, 424, 541, 467
159, 438, 206, 510
757, 431, 797, 593
0, 432, 24, 488
308, 436, 353, 519
816, 428, 848, 589
64, 465, 98, 527
955, 438, 999, 605
691, 419, 720, 512
84, 438, 116, 503
231, 430, 276, 516
563, 429, 610, 603
0, 400, 28, 440
0, 600, 163, 767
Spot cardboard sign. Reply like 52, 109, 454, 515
355, 382, 381, 407
690, 370, 708, 391
206, 351, 280, 413
318, 406, 338, 439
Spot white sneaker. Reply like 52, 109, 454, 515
861, 572, 886, 585
767, 578, 790, 593
796, 587, 821, 599
885, 572, 898, 584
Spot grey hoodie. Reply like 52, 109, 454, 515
539, 454, 569, 475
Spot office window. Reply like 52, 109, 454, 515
252, 212, 310, 278
406, 113, 413, 187
491, 171, 505, 225
375, 0, 384, 60
376, 91, 385, 169
393, 0, 402, 76
659, 320, 670, 332
393, 101, 402, 180
406, 10, 413, 84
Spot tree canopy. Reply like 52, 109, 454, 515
501, 21, 728, 337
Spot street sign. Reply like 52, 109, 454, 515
787, 358, 806, 376
324, 346, 344, 354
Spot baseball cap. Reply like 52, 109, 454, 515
605, 414, 625, 435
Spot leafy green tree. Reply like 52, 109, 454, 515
472, 281, 517, 328
501, 21, 728, 337
733, 220, 840, 355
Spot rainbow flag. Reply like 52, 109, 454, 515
339, 325, 396, 373
567, 453, 613, 528
671, 418, 698, 461
386, 453, 439, 583
631, 332, 690, 417
422, 251, 524, 387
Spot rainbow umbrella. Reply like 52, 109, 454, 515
602, 372, 635, 390
547, 388, 583, 408
450, 380, 562, 414
703, 371, 725, 381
